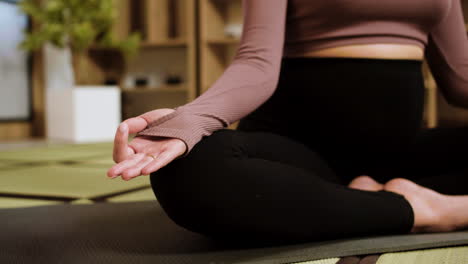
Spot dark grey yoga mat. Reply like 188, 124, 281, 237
1, 201, 468, 264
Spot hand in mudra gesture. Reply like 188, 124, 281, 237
107, 108, 187, 181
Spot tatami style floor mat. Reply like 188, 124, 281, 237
0, 197, 63, 208
0, 164, 150, 199
2, 201, 468, 264
70, 198, 95, 204
75, 156, 116, 167
376, 246, 468, 264
107, 187, 155, 202
0, 161, 21, 170
0, 142, 113, 163
0, 160, 13, 167
293, 258, 340, 264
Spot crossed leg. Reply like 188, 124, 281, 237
349, 125, 468, 233
150, 129, 416, 245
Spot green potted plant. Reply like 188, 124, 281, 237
19, 0, 140, 84
19, 0, 141, 143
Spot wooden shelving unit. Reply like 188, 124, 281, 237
73, 0, 197, 121
14, 0, 468, 141
140, 39, 188, 48
198, 0, 242, 129
198, 0, 242, 94
123, 0, 197, 120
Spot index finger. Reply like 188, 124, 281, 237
113, 123, 133, 163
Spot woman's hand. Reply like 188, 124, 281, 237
107, 108, 187, 181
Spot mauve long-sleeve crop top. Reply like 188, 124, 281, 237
136, 0, 468, 157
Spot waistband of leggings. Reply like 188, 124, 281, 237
281, 56, 423, 66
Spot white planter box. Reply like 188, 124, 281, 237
46, 86, 121, 143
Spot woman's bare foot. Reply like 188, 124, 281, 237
348, 175, 385, 191
384, 178, 456, 233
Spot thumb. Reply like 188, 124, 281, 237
138, 108, 176, 126
122, 116, 150, 134
125, 108, 176, 134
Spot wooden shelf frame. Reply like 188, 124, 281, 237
72, 0, 198, 122
198, 0, 243, 129
198, 0, 242, 95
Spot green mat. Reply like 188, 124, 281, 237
294, 259, 339, 264
0, 142, 113, 162
2, 201, 468, 264
0, 197, 63, 208
107, 187, 156, 202
0, 160, 12, 167
0, 164, 150, 199
75, 156, 116, 167
70, 198, 95, 204
0, 160, 20, 170
377, 246, 468, 264
0, 141, 155, 208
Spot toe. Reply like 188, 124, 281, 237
384, 178, 419, 194
348, 175, 384, 191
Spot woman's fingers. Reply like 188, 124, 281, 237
110, 109, 177, 176
107, 152, 146, 178
112, 123, 134, 163
121, 155, 156, 181
141, 148, 181, 176
141, 139, 186, 175
109, 137, 186, 181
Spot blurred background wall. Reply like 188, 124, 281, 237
1, 0, 468, 142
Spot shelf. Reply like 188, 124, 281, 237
206, 38, 240, 45
88, 45, 122, 51
122, 85, 187, 92
121, 84, 188, 119
199, 0, 243, 96
202, 0, 242, 40
90, 38, 188, 50
140, 39, 188, 48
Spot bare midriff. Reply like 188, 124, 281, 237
286, 43, 424, 61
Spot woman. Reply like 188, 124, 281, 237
107, 0, 468, 244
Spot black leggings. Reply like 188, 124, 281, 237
150, 57, 468, 245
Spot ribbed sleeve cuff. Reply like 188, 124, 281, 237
135, 109, 227, 157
